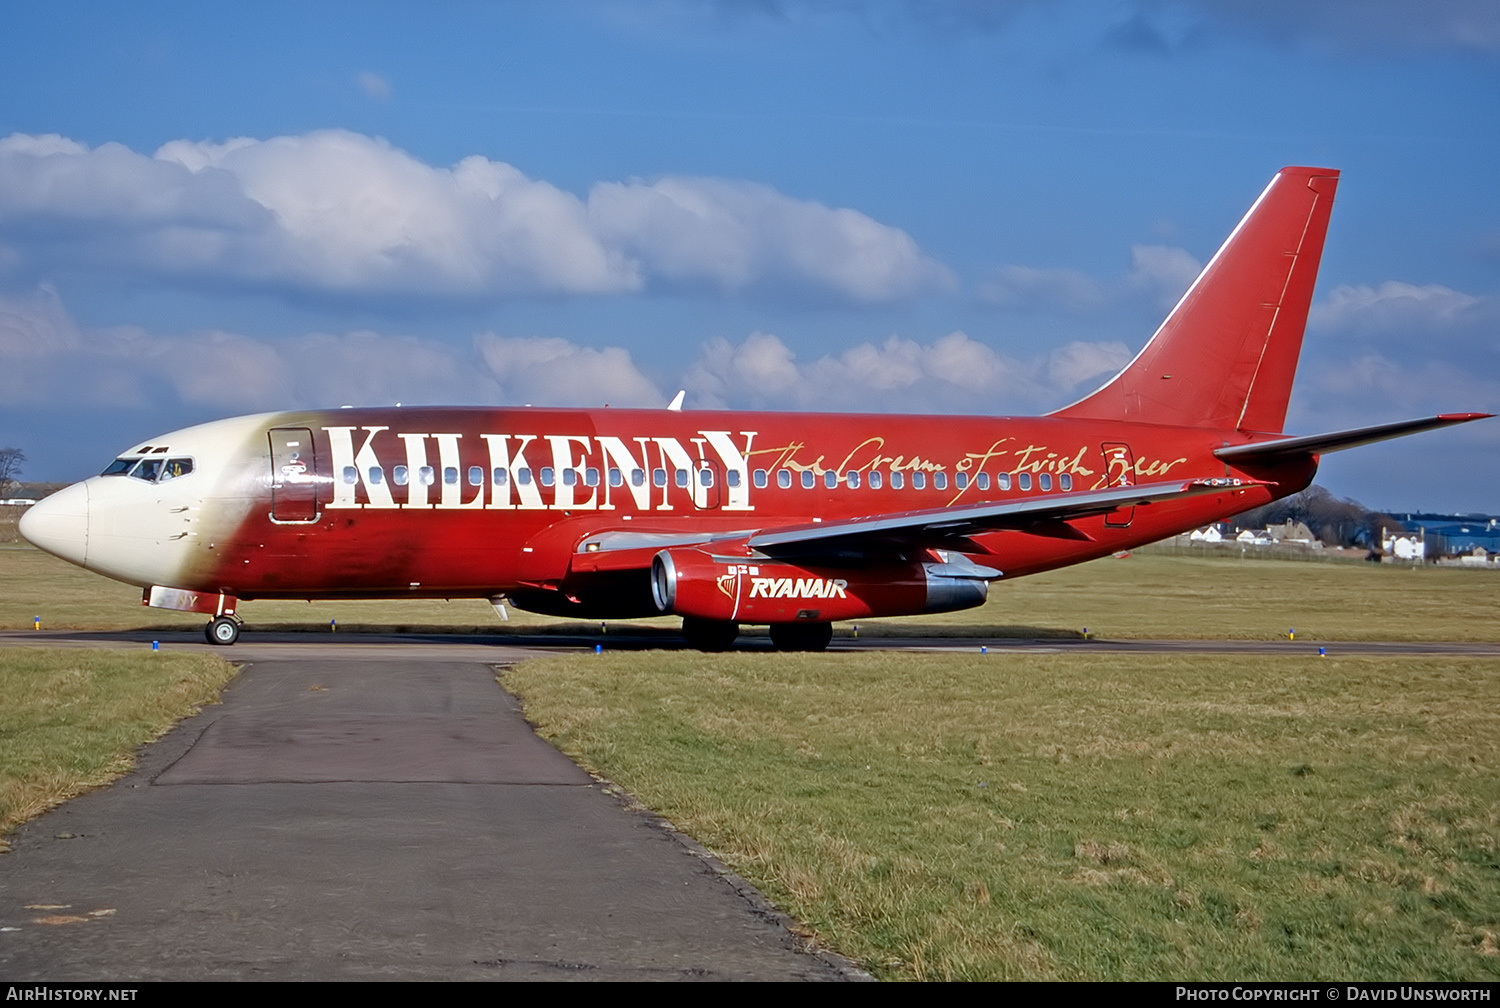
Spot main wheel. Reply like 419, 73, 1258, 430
769, 621, 832, 652
681, 617, 739, 652
206, 616, 241, 646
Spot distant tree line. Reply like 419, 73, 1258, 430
1230, 485, 1404, 550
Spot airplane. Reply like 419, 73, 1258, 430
19, 166, 1492, 651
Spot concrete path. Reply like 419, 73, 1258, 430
0, 654, 861, 981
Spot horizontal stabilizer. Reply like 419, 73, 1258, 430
1214, 413, 1493, 463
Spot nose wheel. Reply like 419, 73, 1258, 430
206, 615, 242, 646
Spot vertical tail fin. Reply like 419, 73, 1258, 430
1050, 166, 1339, 433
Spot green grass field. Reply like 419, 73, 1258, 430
2, 541, 1496, 641
0, 648, 235, 844
505, 651, 1500, 981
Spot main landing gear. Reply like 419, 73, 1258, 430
679, 618, 834, 653
681, 617, 739, 652
769, 621, 833, 653
205, 615, 242, 646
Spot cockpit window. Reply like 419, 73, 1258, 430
101, 457, 138, 476
104, 456, 195, 482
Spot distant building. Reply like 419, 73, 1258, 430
1383, 533, 1425, 561
1265, 520, 1317, 544
1397, 514, 1500, 557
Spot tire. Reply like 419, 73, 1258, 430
769, 621, 832, 652
681, 617, 739, 652
206, 616, 241, 646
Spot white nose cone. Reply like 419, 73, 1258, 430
19, 481, 89, 568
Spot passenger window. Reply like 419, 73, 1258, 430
393, 465, 408, 486
675, 469, 688, 488
562, 469, 576, 487
468, 466, 483, 487
846, 471, 860, 489
517, 468, 532, 486
727, 471, 740, 488
419, 466, 435, 486
652, 468, 666, 488
933, 472, 947, 490
1060, 473, 1073, 491
754, 469, 767, 488
444, 467, 459, 485
1018, 473, 1032, 491
492, 468, 509, 486
343, 466, 358, 485
698, 468, 714, 488
955, 473, 967, 489
585, 468, 599, 487
1039, 473, 1052, 491
891, 472, 904, 489
868, 471, 882, 489
997, 473, 1011, 491
801, 471, 814, 489
824, 471, 837, 489
608, 467, 622, 487
369, 466, 385, 485
912, 472, 926, 490
540, 467, 555, 487
777, 470, 791, 489
631, 469, 645, 487
977, 473, 990, 491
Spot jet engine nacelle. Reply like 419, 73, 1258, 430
649, 546, 1000, 624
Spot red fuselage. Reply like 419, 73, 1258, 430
181, 406, 1303, 611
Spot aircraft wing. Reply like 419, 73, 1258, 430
746, 477, 1257, 559
1215, 413, 1492, 463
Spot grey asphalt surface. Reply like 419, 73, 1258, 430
0, 648, 863, 981
8, 626, 1500, 656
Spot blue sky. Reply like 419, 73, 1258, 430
1, 0, 1496, 511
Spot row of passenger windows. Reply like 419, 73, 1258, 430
753, 469, 1073, 492
339, 464, 1074, 494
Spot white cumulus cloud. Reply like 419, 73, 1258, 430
473, 334, 664, 407
1310, 281, 1490, 336
0, 130, 951, 306
977, 244, 1201, 315
589, 175, 953, 301
685, 330, 1128, 413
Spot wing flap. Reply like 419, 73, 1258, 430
748, 477, 1260, 557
